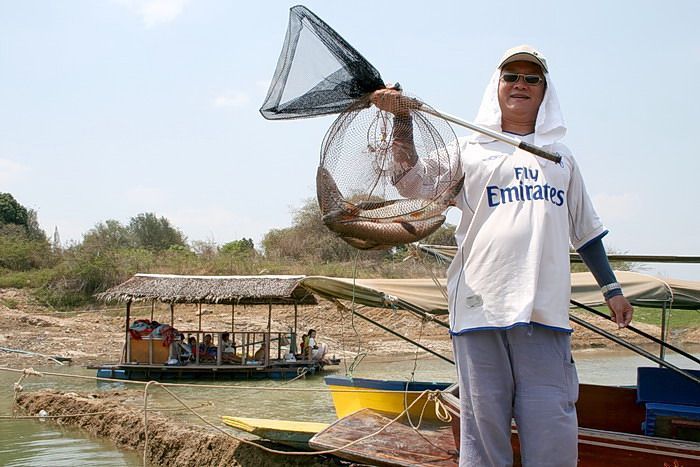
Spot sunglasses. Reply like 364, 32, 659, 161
501, 72, 544, 85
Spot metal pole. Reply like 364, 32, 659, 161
569, 314, 700, 386
571, 299, 700, 366
169, 302, 174, 326
348, 306, 454, 365
422, 106, 561, 163
231, 303, 235, 334
198, 303, 202, 332
150, 300, 154, 322
125, 300, 131, 363
660, 302, 668, 362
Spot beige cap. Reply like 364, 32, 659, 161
498, 44, 548, 73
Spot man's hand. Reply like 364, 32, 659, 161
370, 86, 418, 116
606, 295, 634, 328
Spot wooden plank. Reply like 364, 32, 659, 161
309, 409, 457, 467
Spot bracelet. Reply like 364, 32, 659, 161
601, 282, 623, 300
600, 282, 622, 294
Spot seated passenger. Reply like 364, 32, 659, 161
177, 334, 192, 362
220, 332, 242, 364
253, 342, 268, 362
307, 329, 330, 365
299, 334, 308, 359
198, 334, 217, 362
221, 332, 236, 353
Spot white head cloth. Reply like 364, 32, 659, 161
470, 55, 566, 148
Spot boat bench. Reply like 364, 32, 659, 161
637, 367, 700, 442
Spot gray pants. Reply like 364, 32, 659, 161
452, 325, 579, 467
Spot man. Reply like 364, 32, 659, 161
372, 45, 633, 466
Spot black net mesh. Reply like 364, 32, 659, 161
317, 95, 463, 250
260, 5, 384, 120
262, 6, 463, 250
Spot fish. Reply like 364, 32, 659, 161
316, 165, 462, 249
330, 215, 446, 250
318, 166, 463, 223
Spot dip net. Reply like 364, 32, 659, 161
261, 6, 462, 250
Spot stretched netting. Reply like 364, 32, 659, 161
260, 6, 384, 119
262, 6, 462, 250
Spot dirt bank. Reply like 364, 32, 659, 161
0, 287, 694, 368
15, 389, 342, 467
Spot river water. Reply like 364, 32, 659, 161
1, 348, 698, 466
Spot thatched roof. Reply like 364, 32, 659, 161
96, 274, 317, 305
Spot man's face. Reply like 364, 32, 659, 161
498, 61, 545, 125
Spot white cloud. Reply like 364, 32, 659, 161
212, 91, 250, 108
114, 0, 189, 28
0, 158, 29, 185
592, 192, 639, 222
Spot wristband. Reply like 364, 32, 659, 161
601, 282, 623, 300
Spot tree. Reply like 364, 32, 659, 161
82, 219, 133, 251
262, 199, 366, 262
0, 192, 28, 226
422, 223, 457, 246
0, 193, 46, 240
128, 213, 187, 251
221, 238, 255, 256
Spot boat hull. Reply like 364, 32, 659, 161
325, 376, 451, 421
440, 383, 700, 466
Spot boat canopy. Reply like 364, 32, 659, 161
301, 271, 700, 315
96, 273, 317, 305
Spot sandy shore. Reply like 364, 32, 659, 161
0, 287, 693, 368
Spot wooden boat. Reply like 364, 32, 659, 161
221, 416, 329, 449
439, 375, 700, 466
300, 268, 700, 466
310, 408, 457, 466
324, 376, 451, 421
94, 274, 338, 380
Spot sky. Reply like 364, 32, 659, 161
0, 0, 698, 280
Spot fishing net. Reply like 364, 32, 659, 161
260, 6, 384, 119
262, 6, 462, 250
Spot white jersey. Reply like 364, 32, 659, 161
397, 134, 605, 333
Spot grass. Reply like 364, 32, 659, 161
573, 305, 700, 329
0, 297, 18, 309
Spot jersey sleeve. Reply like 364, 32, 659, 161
565, 152, 607, 250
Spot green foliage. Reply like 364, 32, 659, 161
82, 219, 133, 251
423, 223, 457, 246
221, 238, 255, 256
570, 247, 635, 273
0, 193, 46, 240
0, 297, 18, 309
0, 223, 53, 271
128, 213, 187, 251
0, 192, 29, 226
261, 199, 381, 262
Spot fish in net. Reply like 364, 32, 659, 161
260, 6, 464, 249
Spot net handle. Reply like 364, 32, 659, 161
419, 106, 562, 164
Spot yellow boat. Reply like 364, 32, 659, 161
324, 376, 451, 421
221, 416, 329, 449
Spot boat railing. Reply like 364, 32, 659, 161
124, 330, 295, 368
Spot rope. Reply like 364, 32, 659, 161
0, 365, 432, 394
13, 367, 42, 402
282, 367, 308, 384
4, 365, 454, 463
147, 381, 449, 460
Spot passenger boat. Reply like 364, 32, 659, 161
93, 274, 338, 380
